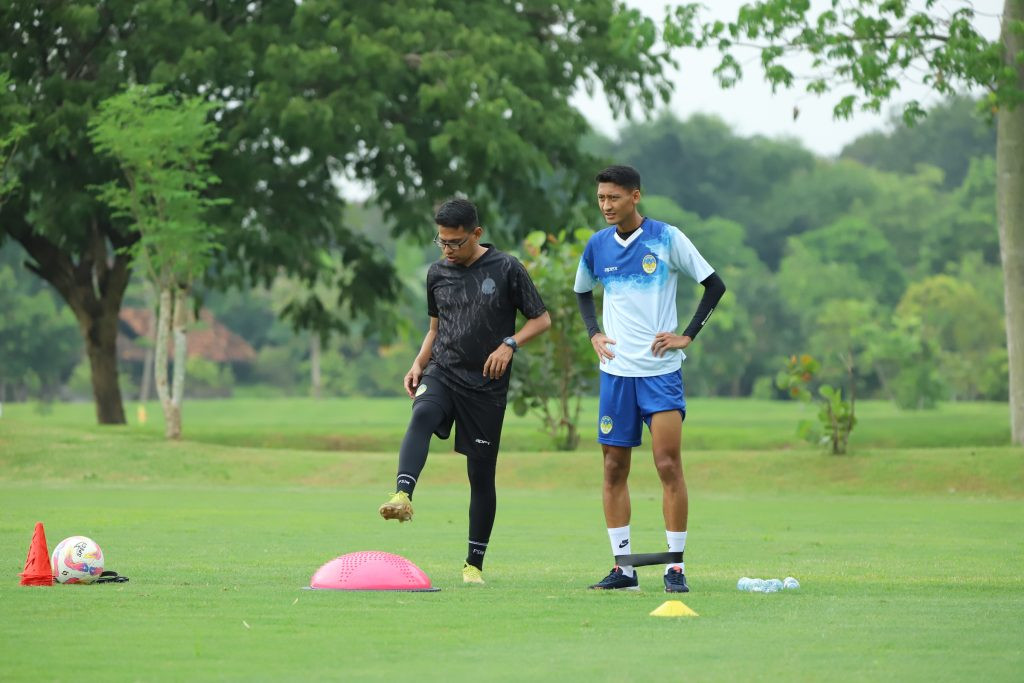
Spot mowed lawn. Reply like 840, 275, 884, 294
1, 398, 1022, 681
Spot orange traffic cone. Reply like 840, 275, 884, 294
19, 522, 53, 586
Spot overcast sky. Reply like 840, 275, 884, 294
573, 0, 1005, 157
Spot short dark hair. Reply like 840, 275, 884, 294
595, 165, 641, 191
434, 198, 478, 231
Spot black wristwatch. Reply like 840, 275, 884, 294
502, 336, 518, 352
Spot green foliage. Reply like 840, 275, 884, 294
250, 345, 304, 394
840, 96, 995, 189
776, 354, 857, 454
896, 274, 1005, 400
862, 315, 947, 409
0, 0, 674, 423
0, 71, 31, 202
664, 2, 1022, 119
0, 263, 80, 400
88, 85, 226, 286
777, 240, 870, 326
184, 356, 235, 398
936, 158, 1001, 268
659, 0, 1024, 445
307, 340, 413, 398
605, 113, 816, 231
800, 215, 907, 306
754, 159, 886, 269
510, 229, 597, 450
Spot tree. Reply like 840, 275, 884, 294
863, 314, 947, 409
88, 85, 226, 438
840, 95, 995, 188
0, 0, 672, 424
0, 262, 81, 402
930, 156, 1002, 268
510, 230, 598, 450
800, 215, 907, 306
753, 158, 885, 268
897, 274, 1005, 400
665, 1, 1024, 446
606, 113, 816, 233
0, 72, 30, 204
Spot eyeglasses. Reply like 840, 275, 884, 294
433, 234, 471, 250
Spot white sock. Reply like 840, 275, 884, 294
608, 525, 634, 577
665, 530, 687, 574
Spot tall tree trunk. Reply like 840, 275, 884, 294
310, 332, 322, 399
998, 0, 1024, 446
83, 310, 126, 424
154, 286, 175, 438
167, 285, 188, 439
9, 217, 133, 424
139, 347, 154, 403
138, 281, 157, 403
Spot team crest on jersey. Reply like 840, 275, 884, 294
481, 277, 496, 295
600, 415, 613, 434
416, 383, 428, 397
641, 254, 658, 274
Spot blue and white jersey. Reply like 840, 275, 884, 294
574, 218, 715, 377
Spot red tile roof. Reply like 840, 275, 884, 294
118, 308, 257, 363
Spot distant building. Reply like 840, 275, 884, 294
117, 308, 256, 398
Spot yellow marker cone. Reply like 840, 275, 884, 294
137, 405, 147, 425
650, 600, 698, 617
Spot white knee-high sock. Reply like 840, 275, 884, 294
665, 530, 687, 574
608, 525, 634, 577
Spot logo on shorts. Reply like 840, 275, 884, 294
641, 254, 658, 274
474, 438, 492, 445
600, 415, 613, 434
415, 383, 428, 397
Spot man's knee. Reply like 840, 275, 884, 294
601, 445, 631, 485
410, 400, 443, 429
653, 450, 683, 483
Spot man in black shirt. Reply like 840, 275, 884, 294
379, 198, 550, 584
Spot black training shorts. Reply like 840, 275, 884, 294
412, 376, 506, 460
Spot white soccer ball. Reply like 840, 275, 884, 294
51, 535, 105, 584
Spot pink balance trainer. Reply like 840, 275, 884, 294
309, 551, 439, 591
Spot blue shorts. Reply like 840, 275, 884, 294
597, 370, 686, 447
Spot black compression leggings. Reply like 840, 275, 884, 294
396, 399, 445, 493
467, 456, 497, 548
396, 398, 498, 566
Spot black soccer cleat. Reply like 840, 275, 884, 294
588, 566, 640, 591
663, 566, 690, 593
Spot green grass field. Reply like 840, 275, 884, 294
1, 398, 1022, 681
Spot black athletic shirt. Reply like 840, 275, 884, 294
423, 244, 547, 401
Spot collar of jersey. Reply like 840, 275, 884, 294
445, 244, 494, 268
613, 223, 645, 248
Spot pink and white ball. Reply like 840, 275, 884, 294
51, 536, 105, 584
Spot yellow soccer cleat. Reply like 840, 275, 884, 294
378, 491, 413, 522
462, 563, 485, 585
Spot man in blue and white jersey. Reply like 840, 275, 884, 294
574, 165, 726, 593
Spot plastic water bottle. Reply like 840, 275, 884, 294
738, 577, 791, 592
737, 577, 767, 592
